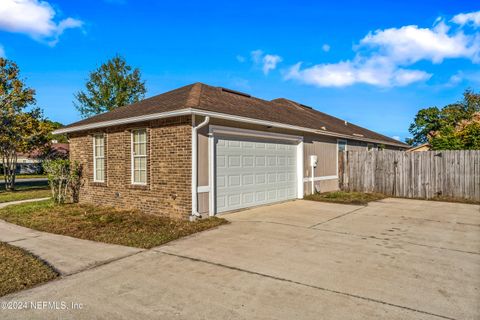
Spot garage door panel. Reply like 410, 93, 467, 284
242, 174, 254, 185
216, 136, 297, 213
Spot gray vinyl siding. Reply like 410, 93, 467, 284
303, 135, 338, 178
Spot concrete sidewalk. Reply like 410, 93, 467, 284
0, 199, 143, 275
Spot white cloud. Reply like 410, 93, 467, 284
236, 55, 246, 63
262, 54, 282, 75
359, 21, 480, 64
452, 11, 480, 27
450, 70, 480, 86
285, 59, 431, 87
392, 136, 401, 141
449, 73, 462, 84
445, 72, 463, 87
250, 50, 282, 75
250, 49, 263, 64
392, 68, 432, 86
322, 44, 330, 52
0, 45, 5, 57
285, 13, 480, 88
0, 0, 83, 46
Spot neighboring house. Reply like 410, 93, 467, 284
54, 83, 408, 219
15, 143, 69, 174
407, 143, 431, 152
16, 153, 41, 174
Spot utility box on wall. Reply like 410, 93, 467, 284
310, 155, 318, 168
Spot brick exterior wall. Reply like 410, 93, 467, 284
69, 116, 192, 219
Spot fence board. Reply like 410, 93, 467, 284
340, 150, 480, 202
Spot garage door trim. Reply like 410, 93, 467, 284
208, 125, 304, 215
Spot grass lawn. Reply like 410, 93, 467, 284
0, 179, 51, 203
0, 242, 58, 297
15, 174, 48, 179
0, 188, 51, 203
0, 200, 228, 249
304, 191, 386, 205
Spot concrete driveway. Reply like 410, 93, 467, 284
1, 198, 479, 320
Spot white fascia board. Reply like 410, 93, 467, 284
52, 109, 193, 134
54, 107, 407, 148
191, 109, 407, 148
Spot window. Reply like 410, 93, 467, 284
93, 134, 105, 182
132, 129, 147, 184
367, 143, 375, 151
338, 139, 347, 152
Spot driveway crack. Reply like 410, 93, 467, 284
308, 206, 366, 228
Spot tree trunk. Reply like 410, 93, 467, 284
2, 149, 17, 191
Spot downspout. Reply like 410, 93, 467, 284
311, 165, 314, 195
191, 115, 210, 220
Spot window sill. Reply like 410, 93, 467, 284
129, 184, 149, 190
90, 181, 107, 187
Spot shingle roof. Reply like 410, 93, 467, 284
61, 82, 407, 147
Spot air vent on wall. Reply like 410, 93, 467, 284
221, 88, 251, 98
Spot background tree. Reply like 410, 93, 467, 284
45, 120, 68, 143
0, 58, 53, 190
74, 55, 146, 118
407, 89, 480, 150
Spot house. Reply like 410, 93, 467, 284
15, 153, 42, 174
54, 83, 408, 219
407, 143, 431, 152
15, 142, 69, 174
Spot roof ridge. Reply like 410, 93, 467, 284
185, 82, 203, 108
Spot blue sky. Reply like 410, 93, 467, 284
0, 0, 479, 141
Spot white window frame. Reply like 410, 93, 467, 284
131, 129, 147, 185
93, 134, 105, 182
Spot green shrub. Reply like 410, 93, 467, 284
43, 160, 82, 204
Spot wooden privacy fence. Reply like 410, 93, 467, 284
339, 150, 480, 202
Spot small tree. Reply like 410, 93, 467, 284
74, 55, 146, 118
43, 160, 82, 204
0, 58, 52, 190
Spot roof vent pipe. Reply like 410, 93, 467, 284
191, 115, 210, 220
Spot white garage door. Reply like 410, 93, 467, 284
215, 136, 297, 213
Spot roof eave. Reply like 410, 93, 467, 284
54, 108, 408, 148
191, 109, 409, 148
52, 109, 193, 134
